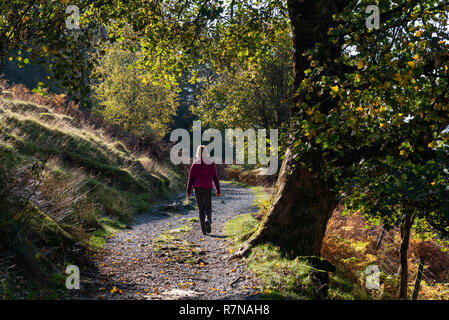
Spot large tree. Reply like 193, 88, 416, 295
238, 0, 449, 253
233, 0, 351, 258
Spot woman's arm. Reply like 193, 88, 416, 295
211, 162, 220, 196
186, 164, 196, 197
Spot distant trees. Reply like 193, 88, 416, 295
192, 28, 292, 130
91, 45, 178, 137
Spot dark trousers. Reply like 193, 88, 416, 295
194, 187, 212, 233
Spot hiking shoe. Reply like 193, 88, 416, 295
205, 220, 211, 234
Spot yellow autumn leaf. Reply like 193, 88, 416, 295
413, 54, 419, 60
355, 106, 363, 112
394, 72, 403, 83
407, 61, 415, 68
306, 108, 314, 116
415, 30, 423, 37
330, 85, 339, 93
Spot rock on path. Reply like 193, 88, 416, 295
71, 183, 262, 300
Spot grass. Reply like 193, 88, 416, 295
0, 97, 185, 298
88, 218, 126, 250
223, 181, 367, 300
223, 213, 260, 251
152, 222, 195, 250
221, 180, 269, 209
224, 213, 320, 299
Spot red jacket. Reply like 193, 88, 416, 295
186, 158, 220, 195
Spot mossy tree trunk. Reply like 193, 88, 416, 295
236, 0, 349, 257
237, 148, 337, 257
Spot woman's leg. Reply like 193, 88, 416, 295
194, 188, 206, 234
204, 188, 212, 233
204, 188, 212, 223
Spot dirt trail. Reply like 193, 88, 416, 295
71, 183, 262, 300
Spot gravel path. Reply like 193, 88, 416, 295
72, 183, 262, 300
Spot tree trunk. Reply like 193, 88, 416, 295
235, 0, 348, 258
375, 229, 386, 250
398, 214, 414, 299
412, 256, 425, 300
237, 148, 337, 257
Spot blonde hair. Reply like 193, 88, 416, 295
196, 145, 209, 160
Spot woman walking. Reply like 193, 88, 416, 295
186, 145, 220, 235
